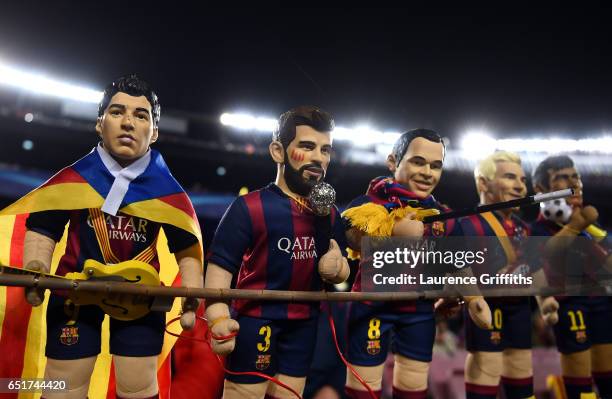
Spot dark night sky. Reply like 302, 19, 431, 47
1, 6, 612, 143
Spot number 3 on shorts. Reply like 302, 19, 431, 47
257, 325, 272, 352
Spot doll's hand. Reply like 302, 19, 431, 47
466, 296, 492, 330
434, 297, 462, 318
24, 260, 46, 307
209, 317, 240, 355
539, 296, 559, 326
568, 206, 598, 233
180, 297, 200, 330
392, 213, 424, 237
318, 239, 349, 284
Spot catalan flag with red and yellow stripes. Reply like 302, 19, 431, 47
0, 147, 201, 242
0, 147, 224, 399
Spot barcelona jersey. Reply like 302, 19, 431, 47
449, 211, 536, 277
345, 193, 452, 312
208, 183, 347, 320
531, 214, 612, 354
450, 211, 534, 352
26, 210, 195, 277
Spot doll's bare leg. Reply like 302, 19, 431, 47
266, 374, 306, 399
223, 380, 268, 399
113, 355, 158, 398
345, 362, 384, 398
43, 357, 96, 399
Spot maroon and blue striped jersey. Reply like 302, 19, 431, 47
26, 209, 197, 277
531, 214, 610, 301
449, 211, 535, 276
208, 183, 347, 320
451, 211, 529, 238
345, 192, 452, 312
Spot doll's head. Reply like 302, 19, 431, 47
270, 106, 335, 196
387, 129, 445, 198
533, 155, 583, 208
95, 75, 160, 166
475, 151, 526, 210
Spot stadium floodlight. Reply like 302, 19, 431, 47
381, 131, 402, 145
347, 125, 382, 148
334, 126, 401, 148
221, 112, 612, 156
329, 126, 354, 141
0, 59, 102, 103
498, 137, 566, 154
495, 136, 612, 154
460, 130, 497, 159
220, 112, 403, 149
578, 136, 612, 153
220, 113, 278, 132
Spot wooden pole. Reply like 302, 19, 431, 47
0, 273, 430, 301
0, 272, 594, 301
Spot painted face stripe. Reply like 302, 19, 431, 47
290, 149, 304, 162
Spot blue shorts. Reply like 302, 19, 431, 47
45, 294, 165, 360
225, 315, 318, 384
465, 297, 532, 352
304, 303, 348, 398
553, 297, 612, 354
346, 302, 435, 366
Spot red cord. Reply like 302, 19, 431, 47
221, 367, 303, 399
165, 315, 303, 399
165, 316, 208, 342
324, 305, 379, 399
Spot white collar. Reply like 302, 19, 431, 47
96, 143, 151, 215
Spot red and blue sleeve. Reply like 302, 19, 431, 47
207, 197, 252, 274
331, 205, 349, 257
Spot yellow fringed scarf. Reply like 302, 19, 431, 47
342, 202, 440, 237
342, 203, 440, 259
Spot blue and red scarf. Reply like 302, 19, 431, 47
366, 176, 439, 211
0, 147, 201, 242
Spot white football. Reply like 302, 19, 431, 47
540, 198, 572, 224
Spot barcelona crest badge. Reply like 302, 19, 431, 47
255, 354, 271, 370
576, 330, 587, 344
490, 331, 501, 345
366, 340, 381, 355
60, 326, 79, 346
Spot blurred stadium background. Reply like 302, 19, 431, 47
0, 6, 611, 399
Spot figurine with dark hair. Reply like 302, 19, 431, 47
14, 74, 203, 399
531, 155, 612, 399
341, 129, 492, 399
204, 106, 349, 398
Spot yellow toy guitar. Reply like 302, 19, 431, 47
0, 259, 171, 321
